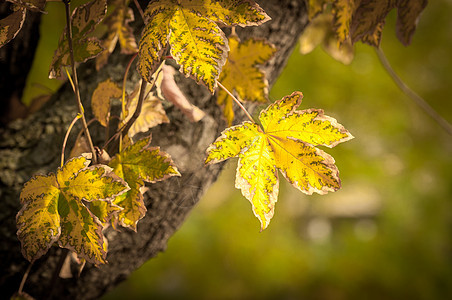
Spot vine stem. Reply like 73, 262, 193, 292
17, 261, 34, 295
63, 0, 98, 164
61, 114, 82, 167
121, 53, 138, 121
375, 47, 452, 136
133, 0, 145, 21
121, 79, 148, 138
217, 81, 255, 123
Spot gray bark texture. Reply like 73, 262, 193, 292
0, 0, 308, 299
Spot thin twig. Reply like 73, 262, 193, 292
133, 0, 145, 22
375, 47, 452, 136
18, 262, 34, 295
121, 53, 138, 121
121, 80, 148, 138
63, 0, 98, 164
217, 81, 255, 123
61, 114, 82, 167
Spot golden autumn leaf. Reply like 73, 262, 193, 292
217, 35, 276, 125
16, 155, 129, 264
122, 80, 170, 138
91, 78, 122, 127
108, 136, 180, 230
299, 13, 354, 65
205, 92, 353, 230
96, 0, 138, 70
138, 0, 270, 92
305, 0, 427, 47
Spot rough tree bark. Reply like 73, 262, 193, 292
0, 1, 308, 299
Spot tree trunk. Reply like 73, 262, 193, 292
0, 1, 308, 299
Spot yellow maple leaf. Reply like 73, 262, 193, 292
217, 35, 276, 125
16, 155, 129, 264
91, 78, 122, 127
122, 80, 170, 138
205, 92, 353, 230
108, 136, 180, 230
138, 0, 270, 92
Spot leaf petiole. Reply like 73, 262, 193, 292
121, 52, 139, 122
61, 113, 82, 167
63, 0, 97, 164
217, 81, 256, 124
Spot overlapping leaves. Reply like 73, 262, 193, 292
16, 155, 129, 265
206, 92, 353, 230
49, 0, 107, 78
138, 0, 270, 92
122, 80, 170, 138
217, 35, 276, 125
108, 136, 180, 230
307, 0, 427, 47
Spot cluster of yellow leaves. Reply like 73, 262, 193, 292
138, 0, 270, 92
16, 155, 128, 265
307, 0, 427, 47
14, 0, 360, 267
17, 135, 180, 264
206, 92, 353, 230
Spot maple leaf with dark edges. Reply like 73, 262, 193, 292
138, 0, 270, 92
206, 92, 353, 230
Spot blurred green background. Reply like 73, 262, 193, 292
24, 0, 452, 299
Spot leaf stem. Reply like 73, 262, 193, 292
17, 262, 34, 295
133, 0, 145, 22
375, 47, 452, 136
61, 114, 82, 167
63, 0, 98, 164
121, 52, 138, 122
217, 81, 255, 123
121, 79, 148, 138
